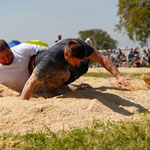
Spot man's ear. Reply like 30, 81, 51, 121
64, 51, 69, 58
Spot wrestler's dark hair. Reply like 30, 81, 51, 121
65, 40, 87, 59
0, 39, 9, 52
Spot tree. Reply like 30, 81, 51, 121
116, 0, 150, 47
78, 29, 118, 49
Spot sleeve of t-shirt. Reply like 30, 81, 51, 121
33, 66, 45, 82
33, 59, 52, 82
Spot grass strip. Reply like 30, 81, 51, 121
84, 72, 150, 78
0, 114, 150, 150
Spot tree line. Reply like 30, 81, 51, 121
78, 0, 150, 49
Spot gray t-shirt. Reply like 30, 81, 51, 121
34, 38, 94, 89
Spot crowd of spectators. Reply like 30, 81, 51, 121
84, 37, 150, 68
128, 48, 150, 67
90, 48, 150, 68
102, 48, 127, 67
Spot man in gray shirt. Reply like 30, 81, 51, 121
21, 38, 130, 100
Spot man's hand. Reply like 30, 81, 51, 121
116, 75, 131, 88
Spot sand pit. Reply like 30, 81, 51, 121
0, 67, 150, 134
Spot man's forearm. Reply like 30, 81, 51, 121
21, 80, 36, 100
89, 49, 122, 79
102, 57, 121, 79
21, 73, 40, 100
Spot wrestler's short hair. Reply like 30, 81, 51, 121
65, 40, 87, 59
0, 39, 9, 52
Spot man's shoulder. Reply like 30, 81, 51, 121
11, 43, 31, 51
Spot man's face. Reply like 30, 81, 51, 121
64, 51, 83, 66
67, 56, 83, 66
0, 48, 14, 65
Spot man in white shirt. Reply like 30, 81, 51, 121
0, 39, 47, 93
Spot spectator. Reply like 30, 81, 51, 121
148, 48, 150, 65
85, 37, 93, 47
128, 50, 134, 66
120, 53, 127, 67
132, 55, 141, 67
142, 53, 149, 67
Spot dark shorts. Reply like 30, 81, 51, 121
34, 66, 67, 90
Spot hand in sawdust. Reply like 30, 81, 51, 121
117, 75, 131, 88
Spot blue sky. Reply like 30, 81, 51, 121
0, 0, 144, 49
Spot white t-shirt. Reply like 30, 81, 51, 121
0, 43, 47, 92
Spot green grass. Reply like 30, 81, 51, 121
0, 114, 150, 150
83, 72, 150, 78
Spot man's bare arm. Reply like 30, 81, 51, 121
88, 49, 121, 78
88, 49, 130, 87
21, 73, 40, 100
